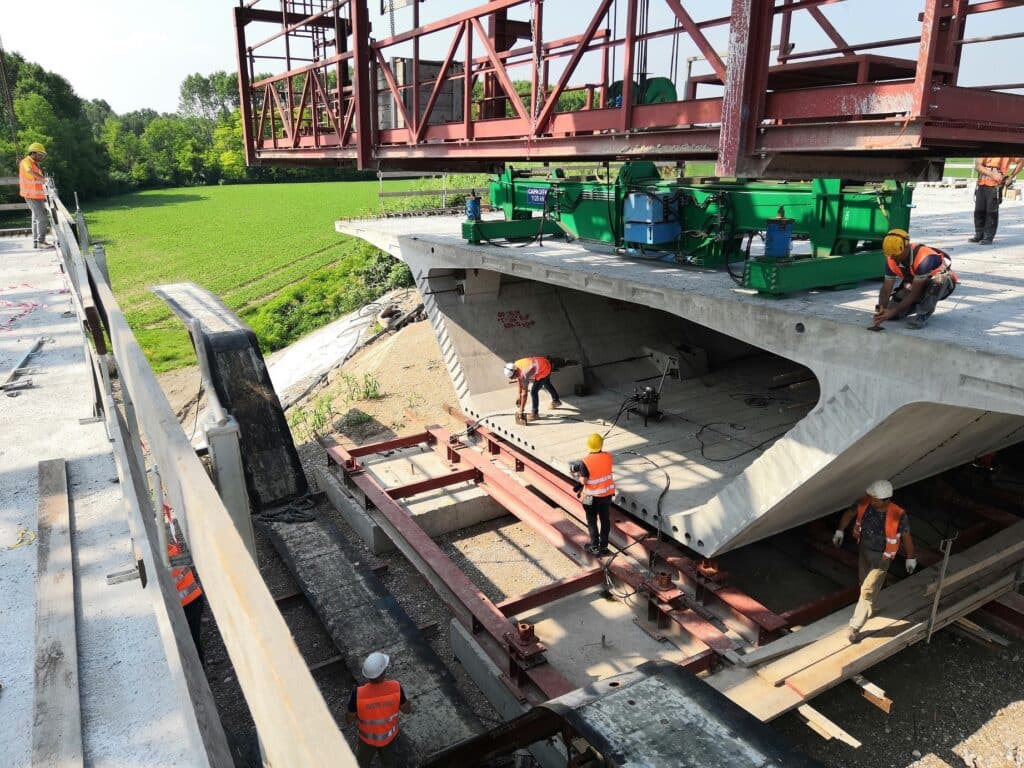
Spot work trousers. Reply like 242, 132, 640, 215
356, 738, 399, 768
585, 494, 612, 549
849, 547, 891, 632
974, 184, 1001, 241
530, 376, 560, 415
25, 197, 49, 244
890, 273, 956, 322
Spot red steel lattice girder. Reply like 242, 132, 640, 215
235, 0, 1024, 176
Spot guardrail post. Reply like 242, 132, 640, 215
205, 416, 258, 563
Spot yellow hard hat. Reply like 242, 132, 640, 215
586, 433, 604, 453
882, 228, 909, 259
27, 142, 47, 156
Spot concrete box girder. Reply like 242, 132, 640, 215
337, 192, 1024, 556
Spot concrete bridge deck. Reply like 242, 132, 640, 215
0, 237, 210, 766
338, 188, 1024, 556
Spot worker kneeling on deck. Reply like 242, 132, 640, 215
833, 480, 917, 644
872, 229, 957, 330
346, 651, 411, 767
505, 356, 562, 421
570, 433, 615, 557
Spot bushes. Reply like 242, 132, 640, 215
245, 241, 413, 352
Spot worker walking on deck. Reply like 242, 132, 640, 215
833, 480, 917, 644
971, 156, 1022, 244
346, 651, 411, 767
505, 356, 562, 421
571, 433, 615, 557
19, 142, 51, 249
872, 228, 957, 330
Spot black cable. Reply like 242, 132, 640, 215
188, 381, 203, 441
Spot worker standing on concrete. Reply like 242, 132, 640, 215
571, 434, 615, 556
346, 651, 411, 767
505, 356, 562, 421
168, 540, 207, 665
833, 480, 917, 644
19, 142, 51, 249
971, 156, 1023, 244
872, 229, 957, 330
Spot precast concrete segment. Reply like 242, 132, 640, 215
337, 191, 1024, 555
0, 239, 202, 766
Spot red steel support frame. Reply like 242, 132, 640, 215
234, 1, 1024, 174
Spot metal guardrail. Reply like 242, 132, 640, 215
47, 186, 356, 767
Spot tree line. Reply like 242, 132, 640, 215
0, 53, 358, 203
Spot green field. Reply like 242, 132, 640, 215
86, 179, 484, 372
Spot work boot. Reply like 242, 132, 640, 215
585, 543, 600, 555
548, 400, 563, 410
968, 234, 983, 243
596, 547, 612, 557
847, 628, 861, 644
979, 239, 993, 245
527, 412, 539, 422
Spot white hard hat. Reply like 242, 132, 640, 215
503, 361, 517, 379
866, 479, 893, 499
362, 651, 390, 679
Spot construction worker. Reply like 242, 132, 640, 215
505, 356, 561, 421
872, 228, 957, 330
168, 539, 206, 665
19, 142, 51, 249
833, 480, 917, 644
571, 433, 615, 556
971, 156, 1023, 244
346, 651, 411, 768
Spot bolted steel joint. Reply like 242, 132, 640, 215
516, 622, 536, 644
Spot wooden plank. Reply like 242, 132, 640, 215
32, 458, 84, 767
0, 175, 19, 184
0, 202, 29, 211
923, 519, 1024, 596
83, 251, 354, 767
797, 704, 862, 748
851, 674, 893, 714
784, 573, 1016, 700
952, 617, 1010, 647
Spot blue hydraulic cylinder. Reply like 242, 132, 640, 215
764, 217, 795, 258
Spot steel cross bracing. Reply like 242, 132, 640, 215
325, 413, 1024, 705
235, 0, 1024, 179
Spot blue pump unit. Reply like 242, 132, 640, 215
764, 212, 795, 259
623, 191, 681, 246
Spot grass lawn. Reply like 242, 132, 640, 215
86, 180, 457, 372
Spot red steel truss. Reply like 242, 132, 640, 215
235, 0, 1024, 178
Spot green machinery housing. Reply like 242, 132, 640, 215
462, 162, 912, 296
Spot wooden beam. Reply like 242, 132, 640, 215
32, 458, 84, 767
851, 674, 893, 714
797, 704, 862, 748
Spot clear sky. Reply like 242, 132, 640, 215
2, 1, 1019, 115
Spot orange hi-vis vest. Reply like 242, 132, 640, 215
167, 542, 203, 606
356, 680, 401, 746
853, 497, 906, 560
886, 244, 957, 285
978, 157, 1012, 187
515, 356, 551, 381
582, 451, 615, 498
19, 156, 45, 200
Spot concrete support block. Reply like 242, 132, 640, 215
449, 620, 566, 768
458, 268, 502, 304
316, 466, 393, 554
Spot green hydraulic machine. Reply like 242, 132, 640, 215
462, 162, 912, 296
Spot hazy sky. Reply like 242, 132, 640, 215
3, 1, 1020, 114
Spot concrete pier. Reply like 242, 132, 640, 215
339, 188, 1024, 556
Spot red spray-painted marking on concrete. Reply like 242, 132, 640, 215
497, 310, 535, 329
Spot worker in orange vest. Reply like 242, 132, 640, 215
19, 142, 51, 249
168, 539, 206, 665
504, 356, 562, 421
833, 480, 917, 644
571, 433, 615, 557
346, 651, 410, 767
971, 156, 1022, 244
872, 228, 957, 330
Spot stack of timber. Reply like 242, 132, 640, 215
709, 520, 1024, 722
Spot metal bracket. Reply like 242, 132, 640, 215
926, 533, 958, 643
